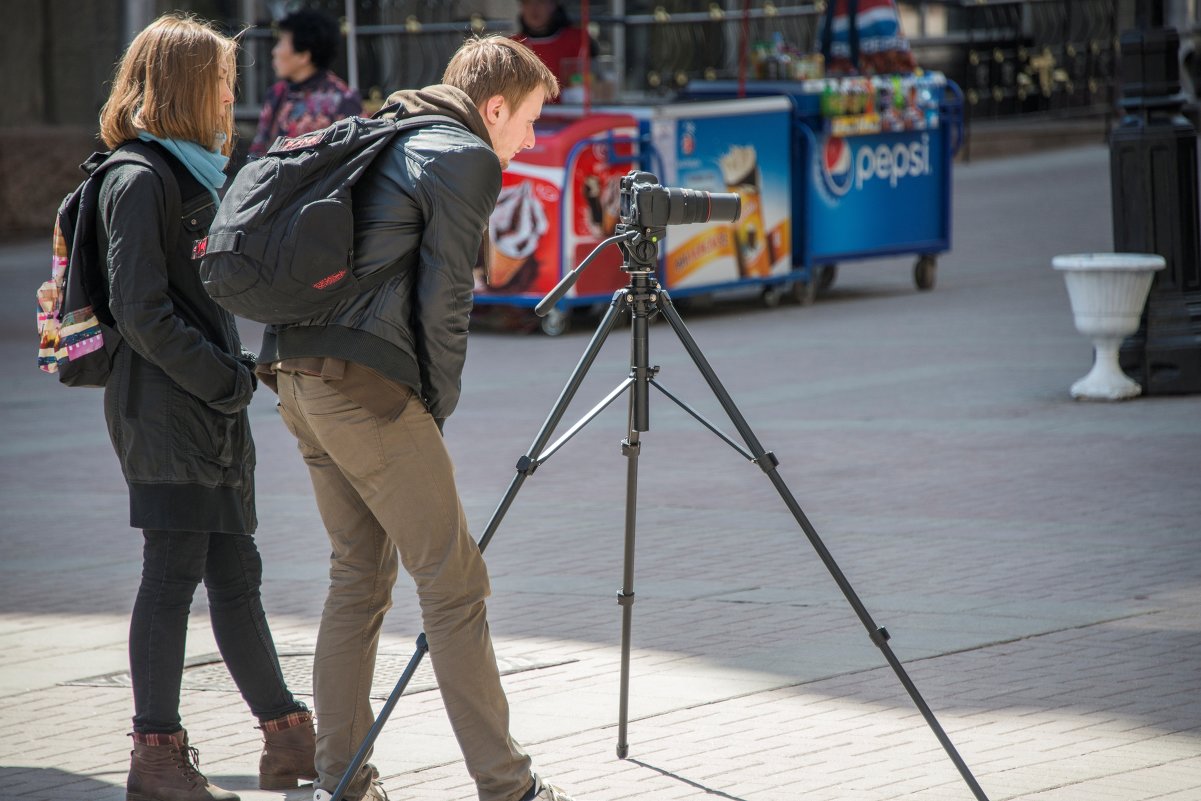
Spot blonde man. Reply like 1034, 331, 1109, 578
258, 36, 575, 801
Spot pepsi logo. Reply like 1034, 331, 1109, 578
821, 136, 854, 198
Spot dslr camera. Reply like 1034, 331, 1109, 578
619, 171, 741, 228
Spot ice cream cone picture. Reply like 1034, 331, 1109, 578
583, 176, 605, 236
582, 173, 623, 237
600, 175, 621, 234
719, 145, 772, 278
488, 181, 549, 290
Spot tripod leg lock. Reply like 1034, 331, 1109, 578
870, 627, 890, 647
515, 455, 538, 475
621, 439, 640, 456
753, 451, 779, 473
616, 590, 635, 607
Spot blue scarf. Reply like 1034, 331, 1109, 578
137, 132, 229, 204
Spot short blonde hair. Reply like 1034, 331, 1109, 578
442, 35, 559, 113
100, 13, 237, 155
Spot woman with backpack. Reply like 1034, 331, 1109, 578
96, 14, 315, 801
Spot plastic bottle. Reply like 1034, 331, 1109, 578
753, 42, 769, 79
821, 81, 836, 117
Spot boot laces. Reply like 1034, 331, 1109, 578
178, 743, 206, 787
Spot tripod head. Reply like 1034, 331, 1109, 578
535, 170, 741, 316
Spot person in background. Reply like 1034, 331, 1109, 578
96, 13, 315, 801
510, 0, 597, 101
249, 9, 362, 157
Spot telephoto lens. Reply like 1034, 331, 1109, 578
620, 171, 742, 228
665, 188, 741, 225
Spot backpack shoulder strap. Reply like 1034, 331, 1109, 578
62, 144, 185, 327
369, 102, 468, 135
94, 141, 189, 254
390, 113, 466, 134
371, 103, 404, 120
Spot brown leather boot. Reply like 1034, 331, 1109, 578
126, 729, 239, 801
258, 710, 317, 790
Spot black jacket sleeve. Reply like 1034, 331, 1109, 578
411, 144, 502, 420
101, 165, 255, 414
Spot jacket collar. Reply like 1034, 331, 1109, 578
378, 85, 491, 148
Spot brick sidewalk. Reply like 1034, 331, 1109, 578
1, 144, 1199, 801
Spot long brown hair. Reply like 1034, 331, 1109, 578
99, 13, 237, 155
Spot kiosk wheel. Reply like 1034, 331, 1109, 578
787, 276, 817, 306
540, 307, 572, 337
817, 263, 838, 290
761, 284, 784, 308
915, 255, 937, 291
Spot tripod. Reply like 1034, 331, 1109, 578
330, 222, 991, 801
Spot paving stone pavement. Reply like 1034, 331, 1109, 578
1, 144, 1199, 801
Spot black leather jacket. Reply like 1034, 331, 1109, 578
258, 85, 501, 422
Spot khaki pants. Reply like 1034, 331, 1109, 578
275, 371, 532, 801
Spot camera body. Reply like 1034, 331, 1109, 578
619, 171, 741, 228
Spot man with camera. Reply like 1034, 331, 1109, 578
257, 36, 576, 801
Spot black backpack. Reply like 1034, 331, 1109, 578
198, 109, 464, 325
37, 141, 202, 387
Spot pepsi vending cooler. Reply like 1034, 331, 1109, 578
477, 77, 960, 333
682, 74, 963, 298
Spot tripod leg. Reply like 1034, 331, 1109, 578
328, 635, 428, 801
615, 426, 640, 759
325, 295, 626, 800
617, 292, 653, 759
656, 297, 991, 801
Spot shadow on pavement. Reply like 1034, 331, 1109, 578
628, 758, 750, 801
204, 772, 311, 794
0, 766, 125, 800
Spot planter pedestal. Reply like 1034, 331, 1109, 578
1053, 253, 1166, 400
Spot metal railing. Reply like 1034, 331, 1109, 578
923, 0, 1120, 121
233, 1, 1121, 127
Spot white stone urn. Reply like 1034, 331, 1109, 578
1052, 253, 1166, 400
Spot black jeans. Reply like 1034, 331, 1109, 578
130, 530, 305, 734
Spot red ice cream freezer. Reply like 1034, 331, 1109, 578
473, 98, 802, 335
473, 112, 640, 335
